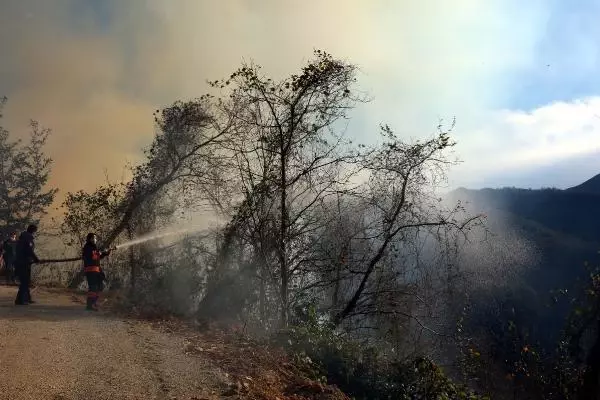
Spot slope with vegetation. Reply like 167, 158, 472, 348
449, 183, 600, 399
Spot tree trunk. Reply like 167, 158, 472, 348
279, 146, 289, 327
259, 273, 266, 323
332, 262, 341, 312
127, 225, 136, 293
335, 235, 392, 325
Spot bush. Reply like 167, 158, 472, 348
274, 306, 488, 400
124, 258, 205, 318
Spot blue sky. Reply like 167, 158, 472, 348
506, 0, 600, 111
474, 0, 600, 189
1, 0, 600, 193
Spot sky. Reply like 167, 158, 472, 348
2, 0, 600, 201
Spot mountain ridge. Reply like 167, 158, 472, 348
566, 172, 600, 194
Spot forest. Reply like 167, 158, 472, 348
1, 51, 599, 400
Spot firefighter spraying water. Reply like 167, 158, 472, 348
24, 225, 205, 309
36, 225, 203, 265
81, 233, 111, 311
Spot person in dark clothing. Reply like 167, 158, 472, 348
14, 225, 40, 305
82, 233, 111, 311
3, 232, 18, 285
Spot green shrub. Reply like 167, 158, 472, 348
274, 306, 488, 400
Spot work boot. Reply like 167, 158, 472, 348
86, 295, 98, 311
92, 295, 100, 311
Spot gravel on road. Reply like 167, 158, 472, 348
0, 285, 229, 400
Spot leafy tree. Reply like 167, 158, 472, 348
67, 99, 232, 288
60, 183, 126, 248
205, 50, 366, 326
192, 51, 483, 335
0, 97, 57, 234
333, 124, 484, 324
559, 263, 600, 400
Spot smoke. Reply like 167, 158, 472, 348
0, 0, 551, 207
389, 190, 543, 361
443, 190, 540, 290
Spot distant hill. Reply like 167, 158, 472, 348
450, 185, 600, 243
566, 173, 600, 194
450, 184, 600, 295
448, 175, 600, 347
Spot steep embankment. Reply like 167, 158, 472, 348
0, 286, 346, 400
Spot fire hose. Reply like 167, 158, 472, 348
35, 257, 81, 264
30, 248, 116, 293
35, 247, 117, 264
28, 257, 80, 294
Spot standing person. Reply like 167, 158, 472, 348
82, 233, 111, 311
14, 225, 40, 305
0, 244, 3, 282
3, 232, 18, 285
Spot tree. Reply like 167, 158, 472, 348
195, 51, 484, 333
332, 124, 484, 325
60, 183, 126, 248
207, 50, 366, 326
559, 264, 600, 400
107, 98, 232, 246
0, 97, 57, 234
67, 98, 233, 288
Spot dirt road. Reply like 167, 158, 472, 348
0, 285, 229, 400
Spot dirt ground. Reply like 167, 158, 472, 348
0, 285, 348, 400
0, 285, 229, 400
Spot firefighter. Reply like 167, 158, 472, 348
3, 231, 18, 285
14, 225, 40, 305
82, 233, 111, 311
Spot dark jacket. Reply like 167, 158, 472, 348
2, 239, 16, 261
15, 231, 39, 265
82, 242, 108, 280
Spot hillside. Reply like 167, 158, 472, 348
451, 178, 600, 284
451, 186, 600, 243
449, 176, 600, 347
449, 184, 600, 290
